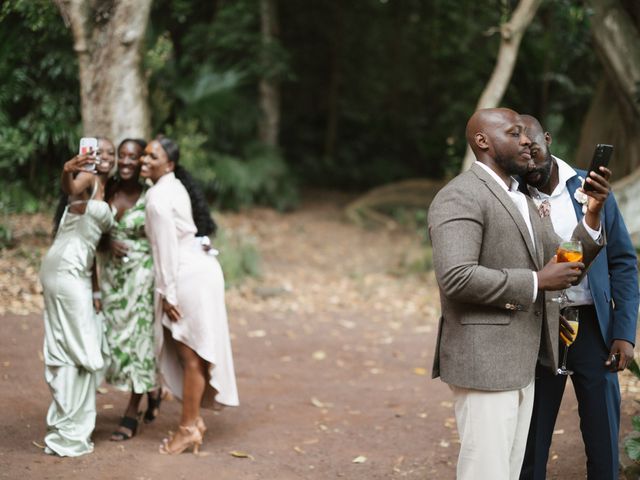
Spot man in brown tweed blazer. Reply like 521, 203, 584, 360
428, 108, 609, 480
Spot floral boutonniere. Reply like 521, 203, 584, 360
573, 176, 588, 214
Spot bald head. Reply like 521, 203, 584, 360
464, 107, 532, 178
520, 114, 544, 144
465, 108, 520, 156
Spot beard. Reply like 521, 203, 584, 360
524, 150, 553, 189
494, 150, 529, 177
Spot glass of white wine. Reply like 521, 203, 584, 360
557, 307, 580, 375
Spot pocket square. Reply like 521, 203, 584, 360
538, 199, 551, 218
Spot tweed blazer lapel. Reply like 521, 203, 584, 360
526, 198, 546, 269
471, 163, 539, 268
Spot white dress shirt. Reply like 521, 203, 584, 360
475, 162, 538, 301
526, 156, 599, 305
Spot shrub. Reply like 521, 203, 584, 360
214, 228, 261, 288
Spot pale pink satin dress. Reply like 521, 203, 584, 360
145, 172, 239, 408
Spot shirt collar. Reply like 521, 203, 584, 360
154, 171, 176, 186
475, 161, 520, 192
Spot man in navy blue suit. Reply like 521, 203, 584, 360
518, 115, 639, 479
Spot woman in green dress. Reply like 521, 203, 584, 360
40, 139, 116, 456
99, 138, 160, 441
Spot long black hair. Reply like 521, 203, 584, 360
157, 136, 217, 237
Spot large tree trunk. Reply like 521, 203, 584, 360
55, 0, 151, 144
586, 0, 640, 118
460, 0, 542, 171
258, 0, 280, 147
577, 0, 640, 241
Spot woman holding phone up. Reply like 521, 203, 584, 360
140, 136, 238, 455
39, 138, 115, 456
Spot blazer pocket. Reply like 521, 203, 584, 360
460, 312, 513, 325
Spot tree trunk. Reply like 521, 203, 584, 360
258, 0, 280, 147
576, 0, 640, 241
460, 0, 543, 171
54, 0, 151, 144
586, 0, 640, 118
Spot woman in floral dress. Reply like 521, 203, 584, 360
99, 138, 161, 441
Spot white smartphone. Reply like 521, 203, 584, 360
79, 137, 98, 171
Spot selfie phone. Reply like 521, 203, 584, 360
583, 144, 613, 192
79, 137, 98, 172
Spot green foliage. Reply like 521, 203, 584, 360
0, 0, 80, 196
213, 144, 298, 211
165, 119, 298, 211
0, 0, 614, 207
629, 358, 640, 380
0, 222, 14, 250
625, 419, 640, 462
215, 229, 261, 288
508, 0, 600, 161
147, 0, 297, 210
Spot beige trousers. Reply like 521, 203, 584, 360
450, 380, 535, 480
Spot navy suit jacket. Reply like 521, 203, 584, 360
567, 170, 638, 347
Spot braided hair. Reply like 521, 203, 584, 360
156, 136, 217, 237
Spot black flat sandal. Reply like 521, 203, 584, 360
144, 389, 162, 424
110, 415, 140, 441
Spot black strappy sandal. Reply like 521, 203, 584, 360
144, 389, 162, 424
110, 415, 140, 441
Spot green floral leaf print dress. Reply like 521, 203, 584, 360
99, 192, 157, 393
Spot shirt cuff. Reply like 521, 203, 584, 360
532, 271, 538, 303
582, 217, 602, 240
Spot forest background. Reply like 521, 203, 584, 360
3, 1, 640, 476
1, 0, 640, 236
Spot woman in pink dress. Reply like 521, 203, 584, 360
140, 136, 239, 455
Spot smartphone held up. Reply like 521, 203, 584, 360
79, 137, 98, 172
583, 144, 613, 192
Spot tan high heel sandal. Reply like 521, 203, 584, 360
195, 416, 207, 436
158, 425, 202, 455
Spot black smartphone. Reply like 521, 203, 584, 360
582, 144, 613, 191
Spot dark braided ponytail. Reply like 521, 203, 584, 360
156, 136, 217, 237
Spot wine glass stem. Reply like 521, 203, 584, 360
561, 344, 569, 370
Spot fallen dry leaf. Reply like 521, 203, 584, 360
413, 367, 427, 376
102, 404, 114, 410
310, 397, 330, 408
352, 455, 367, 464
247, 329, 267, 338
553, 429, 564, 435
230, 450, 255, 460
293, 446, 305, 454
312, 350, 326, 360
32, 441, 45, 449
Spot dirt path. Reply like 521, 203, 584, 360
0, 193, 637, 479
